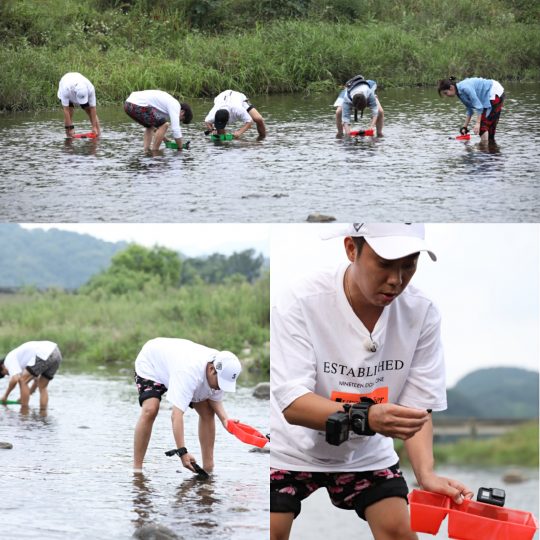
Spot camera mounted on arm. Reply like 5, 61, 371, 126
325, 397, 376, 446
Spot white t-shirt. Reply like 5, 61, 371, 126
4, 341, 58, 376
204, 90, 252, 125
135, 338, 224, 411
270, 262, 447, 472
126, 90, 183, 139
57, 73, 97, 107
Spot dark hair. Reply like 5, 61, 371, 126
351, 93, 367, 121
0, 357, 5, 378
351, 93, 367, 111
351, 236, 366, 258
180, 102, 193, 124
437, 77, 457, 96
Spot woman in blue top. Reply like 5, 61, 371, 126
334, 75, 384, 137
438, 77, 505, 142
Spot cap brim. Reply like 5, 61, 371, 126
366, 236, 437, 261
217, 375, 237, 392
214, 122, 227, 130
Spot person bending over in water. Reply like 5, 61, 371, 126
133, 338, 242, 473
0, 341, 62, 410
124, 90, 193, 152
205, 90, 266, 139
438, 77, 505, 143
58, 72, 101, 138
334, 75, 384, 137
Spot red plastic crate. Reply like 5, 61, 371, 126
409, 490, 538, 540
409, 489, 451, 534
448, 498, 538, 540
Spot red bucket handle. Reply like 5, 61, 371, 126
226, 419, 269, 448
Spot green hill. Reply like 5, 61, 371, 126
0, 224, 126, 290
444, 367, 539, 419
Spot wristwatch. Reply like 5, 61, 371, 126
349, 398, 376, 436
165, 447, 188, 457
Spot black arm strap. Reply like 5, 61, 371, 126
164, 447, 187, 457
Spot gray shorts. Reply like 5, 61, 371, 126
26, 347, 62, 380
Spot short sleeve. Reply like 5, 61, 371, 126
271, 296, 318, 412
4, 351, 21, 376
396, 303, 447, 411
167, 369, 199, 411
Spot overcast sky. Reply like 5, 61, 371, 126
22, 223, 270, 257
271, 223, 540, 387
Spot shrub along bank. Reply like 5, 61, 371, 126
0, 0, 539, 110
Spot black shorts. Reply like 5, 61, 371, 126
134, 373, 167, 406
270, 462, 409, 520
25, 347, 62, 380
68, 101, 90, 109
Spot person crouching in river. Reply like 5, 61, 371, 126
334, 75, 384, 137
124, 90, 193, 152
438, 77, 505, 143
58, 72, 101, 138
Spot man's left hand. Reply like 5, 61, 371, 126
420, 473, 474, 504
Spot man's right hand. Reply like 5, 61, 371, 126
180, 452, 198, 473
368, 403, 430, 440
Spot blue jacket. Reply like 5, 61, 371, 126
340, 80, 378, 124
456, 78, 496, 116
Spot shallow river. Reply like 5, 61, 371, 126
0, 374, 269, 539
0, 83, 538, 222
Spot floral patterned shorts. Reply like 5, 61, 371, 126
134, 373, 167, 406
270, 462, 409, 520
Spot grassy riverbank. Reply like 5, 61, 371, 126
1, 0, 539, 110
397, 422, 539, 467
0, 275, 269, 377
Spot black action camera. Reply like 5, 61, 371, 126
477, 487, 506, 507
325, 398, 375, 446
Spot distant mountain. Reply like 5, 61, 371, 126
443, 367, 539, 419
0, 224, 126, 289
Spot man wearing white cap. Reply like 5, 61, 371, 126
270, 223, 473, 540
57, 72, 101, 138
133, 337, 242, 472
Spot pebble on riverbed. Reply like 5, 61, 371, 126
133, 523, 183, 540
306, 213, 336, 222
252, 382, 270, 399
0, 442, 13, 449
502, 469, 528, 484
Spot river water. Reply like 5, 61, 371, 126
0, 374, 269, 540
291, 465, 539, 540
0, 83, 538, 222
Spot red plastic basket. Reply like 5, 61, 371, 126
350, 129, 375, 137
72, 132, 97, 139
226, 420, 268, 448
409, 489, 451, 534
448, 498, 539, 540
409, 490, 538, 540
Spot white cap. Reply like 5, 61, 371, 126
322, 223, 437, 261
212, 351, 242, 392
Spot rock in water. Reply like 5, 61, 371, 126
502, 469, 527, 484
133, 524, 182, 540
0, 442, 13, 449
253, 382, 270, 399
306, 213, 336, 222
